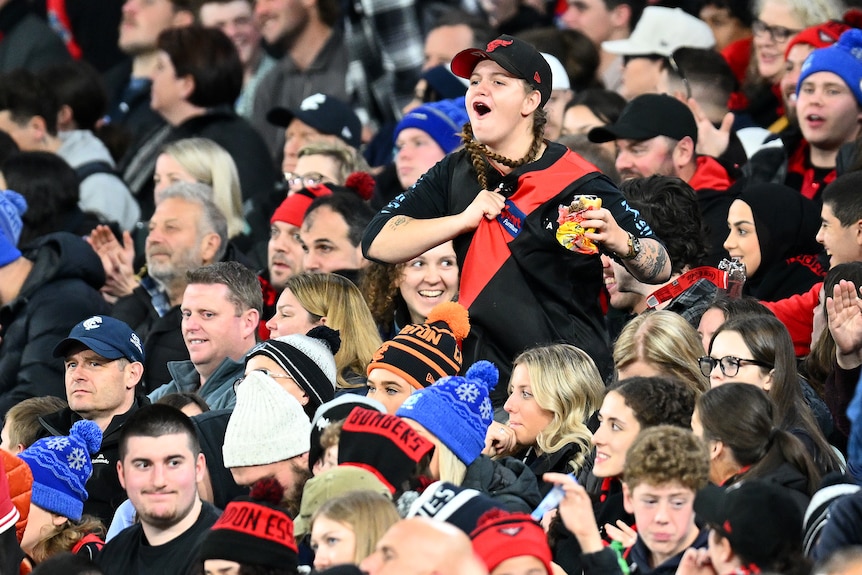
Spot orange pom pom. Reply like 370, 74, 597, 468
426, 301, 470, 341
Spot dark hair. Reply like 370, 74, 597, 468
186, 261, 264, 315
429, 8, 496, 49
822, 172, 862, 227
119, 404, 201, 461
305, 192, 376, 248
694, 0, 753, 27
0, 69, 58, 135
705, 294, 775, 321
157, 25, 242, 108
711, 315, 840, 473
558, 135, 620, 182
666, 47, 737, 112
566, 89, 627, 126
36, 60, 107, 132
0, 132, 17, 166
30, 552, 103, 574
516, 27, 601, 92
1, 151, 80, 245
696, 383, 821, 495
619, 176, 708, 273
605, 0, 647, 30
156, 392, 211, 414
609, 376, 696, 429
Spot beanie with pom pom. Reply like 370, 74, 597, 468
368, 302, 469, 390
396, 360, 498, 465
199, 477, 299, 570
798, 28, 862, 106
18, 419, 102, 521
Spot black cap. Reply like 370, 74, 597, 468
694, 481, 804, 570
266, 93, 362, 148
588, 93, 698, 146
451, 35, 552, 107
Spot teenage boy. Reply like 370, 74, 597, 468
547, 425, 710, 575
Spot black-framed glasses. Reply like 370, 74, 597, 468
283, 172, 333, 190
698, 355, 773, 378
751, 19, 801, 43
667, 52, 692, 101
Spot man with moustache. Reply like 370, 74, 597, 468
589, 94, 734, 266
250, 0, 349, 160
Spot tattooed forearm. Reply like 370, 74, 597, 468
387, 215, 413, 230
626, 239, 671, 283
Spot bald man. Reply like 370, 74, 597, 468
361, 518, 488, 575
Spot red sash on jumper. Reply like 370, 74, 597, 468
459, 152, 598, 308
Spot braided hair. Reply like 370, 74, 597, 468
460, 94, 547, 190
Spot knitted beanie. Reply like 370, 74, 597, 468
470, 509, 554, 575
407, 481, 504, 534
797, 29, 862, 106
0, 190, 26, 267
367, 302, 470, 390
337, 407, 435, 493
200, 478, 299, 570
295, 465, 391, 536
223, 371, 311, 468
395, 361, 498, 466
308, 394, 386, 472
18, 420, 102, 521
784, 19, 852, 57
394, 98, 470, 154
246, 326, 341, 417
270, 185, 333, 228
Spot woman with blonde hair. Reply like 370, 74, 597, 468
266, 272, 382, 389
484, 343, 604, 489
309, 490, 399, 571
285, 141, 371, 194
613, 311, 709, 394
154, 137, 246, 239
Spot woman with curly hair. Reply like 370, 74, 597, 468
484, 343, 604, 491
362, 241, 459, 338
266, 273, 381, 390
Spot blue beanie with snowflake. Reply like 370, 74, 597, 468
798, 29, 862, 106
18, 420, 102, 521
396, 361, 498, 466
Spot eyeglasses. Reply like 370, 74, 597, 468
234, 370, 296, 391
283, 172, 333, 189
666, 52, 692, 101
752, 19, 801, 43
698, 355, 773, 378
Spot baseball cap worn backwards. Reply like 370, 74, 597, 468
53, 315, 145, 364
451, 35, 552, 107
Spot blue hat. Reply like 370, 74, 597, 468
395, 98, 470, 154
798, 29, 862, 106
396, 361, 498, 466
422, 66, 469, 100
53, 315, 145, 364
19, 420, 102, 521
0, 190, 26, 267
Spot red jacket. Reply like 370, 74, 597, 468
763, 282, 821, 356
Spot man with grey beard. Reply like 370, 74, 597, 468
113, 182, 227, 390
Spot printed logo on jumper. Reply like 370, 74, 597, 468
486, 38, 513, 52
498, 200, 526, 238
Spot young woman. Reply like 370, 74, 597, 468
703, 314, 840, 473
266, 273, 381, 390
723, 183, 825, 301
309, 491, 400, 571
362, 35, 671, 406
692, 383, 820, 510
484, 343, 604, 491
362, 241, 460, 338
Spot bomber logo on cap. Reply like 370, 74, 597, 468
486, 38, 513, 52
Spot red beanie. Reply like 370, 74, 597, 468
784, 13, 862, 58
270, 185, 333, 227
470, 509, 553, 575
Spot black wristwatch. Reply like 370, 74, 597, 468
617, 232, 642, 260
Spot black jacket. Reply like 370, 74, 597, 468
38, 396, 150, 526
0, 233, 108, 419
461, 455, 542, 514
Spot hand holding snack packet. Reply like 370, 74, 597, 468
556, 196, 602, 254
